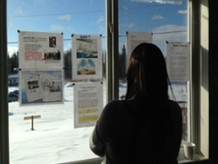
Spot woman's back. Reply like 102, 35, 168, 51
90, 43, 182, 163
90, 99, 182, 164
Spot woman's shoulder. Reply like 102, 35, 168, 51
167, 99, 181, 108
101, 100, 134, 116
103, 100, 126, 112
167, 99, 182, 117
98, 100, 129, 126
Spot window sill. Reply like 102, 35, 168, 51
61, 148, 208, 164
178, 147, 208, 163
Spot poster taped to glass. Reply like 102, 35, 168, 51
18, 31, 63, 69
73, 82, 103, 128
71, 34, 102, 80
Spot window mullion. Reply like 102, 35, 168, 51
0, 0, 10, 164
106, 0, 119, 101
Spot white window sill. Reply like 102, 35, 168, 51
178, 147, 208, 163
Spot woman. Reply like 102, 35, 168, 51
89, 43, 182, 164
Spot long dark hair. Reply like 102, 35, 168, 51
125, 43, 170, 102
125, 43, 174, 162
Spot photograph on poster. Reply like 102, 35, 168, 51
76, 38, 98, 58
20, 69, 63, 105
77, 59, 96, 75
49, 36, 56, 48
44, 49, 61, 62
25, 78, 42, 102
41, 80, 62, 102
27, 80, 39, 90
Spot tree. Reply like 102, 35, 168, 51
7, 53, 11, 74
9, 52, 18, 74
64, 49, 72, 80
119, 44, 127, 80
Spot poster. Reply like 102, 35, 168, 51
126, 31, 153, 63
72, 34, 102, 80
166, 42, 190, 82
19, 69, 63, 105
19, 31, 63, 69
73, 82, 103, 128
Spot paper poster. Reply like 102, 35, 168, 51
126, 32, 153, 70
126, 31, 153, 61
19, 69, 63, 105
71, 34, 102, 80
166, 42, 190, 82
19, 31, 63, 69
73, 82, 103, 128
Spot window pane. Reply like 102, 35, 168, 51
118, 0, 188, 141
7, 0, 106, 163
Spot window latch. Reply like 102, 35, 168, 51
109, 23, 113, 33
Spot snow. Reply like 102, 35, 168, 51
8, 82, 187, 164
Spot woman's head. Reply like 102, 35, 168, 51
125, 43, 169, 101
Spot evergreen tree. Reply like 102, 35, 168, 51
119, 44, 127, 80
10, 52, 18, 74
64, 49, 72, 80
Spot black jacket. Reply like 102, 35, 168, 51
90, 99, 182, 164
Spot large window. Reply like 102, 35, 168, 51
0, 0, 208, 164
7, 0, 106, 163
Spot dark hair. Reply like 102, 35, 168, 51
126, 43, 174, 162
125, 43, 170, 102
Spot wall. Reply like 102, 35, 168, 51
209, 0, 218, 163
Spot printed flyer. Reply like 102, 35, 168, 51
19, 31, 63, 69
19, 69, 63, 105
71, 34, 102, 80
126, 31, 153, 63
166, 42, 190, 82
73, 82, 103, 128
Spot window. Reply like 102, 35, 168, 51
118, 0, 189, 141
0, 0, 209, 163
7, 0, 106, 163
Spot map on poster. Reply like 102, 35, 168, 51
73, 82, 103, 128
166, 42, 190, 82
72, 34, 102, 80
19, 69, 63, 105
19, 31, 63, 69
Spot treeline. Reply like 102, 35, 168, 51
7, 52, 19, 74
7, 45, 127, 81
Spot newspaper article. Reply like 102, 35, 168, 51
72, 34, 102, 80
20, 69, 63, 105
19, 31, 63, 69
74, 82, 103, 128
166, 42, 190, 82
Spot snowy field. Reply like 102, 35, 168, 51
8, 82, 187, 164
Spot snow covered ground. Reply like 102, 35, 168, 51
8, 82, 187, 164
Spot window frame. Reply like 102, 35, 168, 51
0, 0, 10, 164
0, 0, 209, 164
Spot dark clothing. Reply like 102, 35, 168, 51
90, 99, 182, 164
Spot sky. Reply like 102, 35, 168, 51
7, 0, 187, 56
